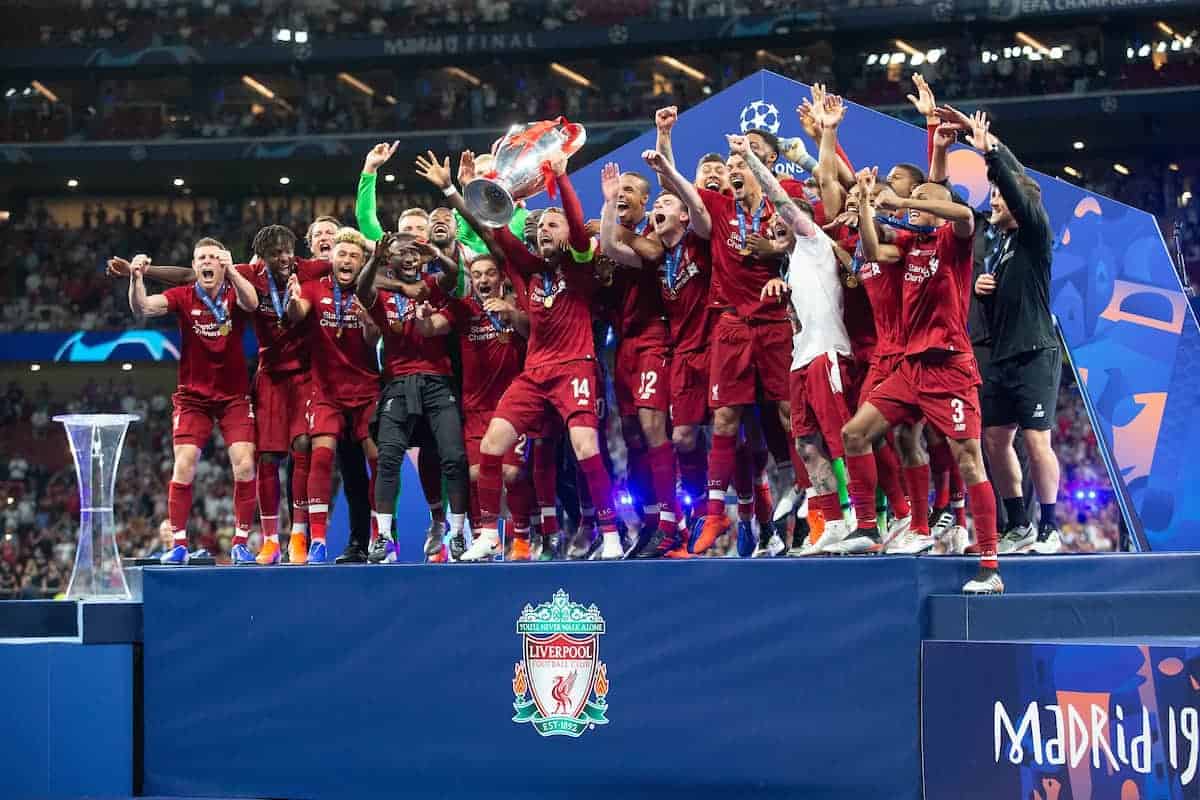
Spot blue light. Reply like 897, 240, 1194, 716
1074, 490, 1085, 500
1087, 490, 1097, 500
682, 493, 693, 507
618, 491, 633, 506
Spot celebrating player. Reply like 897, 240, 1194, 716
842, 164, 1002, 594
286, 228, 381, 564
127, 238, 260, 564
463, 156, 623, 561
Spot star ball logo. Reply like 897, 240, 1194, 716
739, 99, 781, 135
512, 589, 610, 738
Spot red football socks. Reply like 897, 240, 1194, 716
968, 480, 999, 569
873, 444, 910, 519
576, 452, 618, 534
307, 446, 334, 543
844, 452, 879, 531
233, 479, 255, 546
929, 439, 953, 508
167, 480, 192, 545
257, 460, 280, 541
676, 444, 707, 510
476, 452, 504, 534
902, 464, 931, 533
647, 442, 679, 532
706, 433, 737, 517
291, 449, 309, 532
506, 474, 534, 530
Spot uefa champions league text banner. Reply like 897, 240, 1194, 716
558, 70, 1200, 553
922, 641, 1200, 800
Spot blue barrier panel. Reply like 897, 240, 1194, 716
0, 643, 133, 799
922, 640, 1200, 800
143, 559, 922, 799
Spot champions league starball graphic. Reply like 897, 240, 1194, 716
738, 99, 781, 135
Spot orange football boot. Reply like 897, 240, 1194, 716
690, 514, 730, 554
288, 533, 308, 565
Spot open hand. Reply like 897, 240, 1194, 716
458, 150, 477, 185
600, 162, 621, 203
364, 141, 400, 174
760, 277, 787, 302
906, 73, 937, 118
415, 150, 453, 190
965, 110, 992, 152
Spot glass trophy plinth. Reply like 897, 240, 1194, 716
54, 413, 140, 600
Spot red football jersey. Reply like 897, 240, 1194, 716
236, 263, 308, 376
830, 227, 876, 364
495, 229, 600, 370
900, 223, 975, 357
295, 257, 330, 282
697, 187, 786, 322
445, 293, 526, 411
779, 177, 827, 226
606, 263, 669, 349
367, 275, 453, 380
163, 283, 251, 401
301, 277, 379, 403
655, 230, 714, 354
851, 227, 907, 360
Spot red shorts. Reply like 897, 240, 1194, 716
493, 361, 601, 433
253, 370, 311, 453
669, 348, 710, 426
789, 353, 856, 459
708, 314, 791, 408
613, 340, 670, 417
464, 408, 528, 468
867, 352, 982, 440
863, 351, 904, 397
307, 396, 378, 443
171, 392, 255, 449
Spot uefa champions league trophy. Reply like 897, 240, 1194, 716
54, 413, 140, 599
464, 117, 586, 228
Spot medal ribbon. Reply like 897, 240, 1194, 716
664, 241, 685, 292
736, 197, 766, 251
195, 282, 229, 327
541, 272, 555, 305
393, 292, 410, 324
983, 227, 1008, 276
264, 268, 286, 322
332, 283, 354, 333
633, 217, 650, 236
874, 213, 937, 236
850, 237, 865, 276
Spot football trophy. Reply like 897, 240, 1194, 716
464, 117, 586, 228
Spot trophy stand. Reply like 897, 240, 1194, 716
54, 413, 140, 600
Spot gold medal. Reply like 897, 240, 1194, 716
498, 331, 512, 345
738, 247, 753, 257
543, 294, 555, 309
335, 327, 343, 339
218, 322, 232, 337
843, 272, 860, 289
390, 321, 405, 333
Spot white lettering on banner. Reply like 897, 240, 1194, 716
383, 32, 536, 57
993, 700, 1195, 782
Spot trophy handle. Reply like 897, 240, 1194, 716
464, 178, 515, 229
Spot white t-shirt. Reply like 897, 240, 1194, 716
786, 228, 852, 371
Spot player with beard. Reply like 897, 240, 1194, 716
604, 149, 717, 557
461, 157, 623, 561
355, 227, 470, 564
440, 254, 536, 558
732, 136, 865, 559
286, 228, 381, 563
672, 129, 794, 555
223, 225, 317, 566
127, 238, 260, 564
842, 166, 1001, 594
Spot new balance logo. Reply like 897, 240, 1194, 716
1032, 403, 1045, 419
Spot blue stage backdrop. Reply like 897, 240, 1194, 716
552, 69, 1200, 551
923, 640, 1200, 800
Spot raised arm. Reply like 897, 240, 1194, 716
728, 134, 818, 239
357, 140, 399, 242
654, 106, 677, 169
812, 88, 848, 219
856, 168, 902, 264
973, 112, 1050, 243
555, 168, 593, 257
128, 259, 170, 317
108, 255, 196, 285
224, 253, 258, 312
643, 148, 711, 240
285, 273, 311, 322
416, 240, 461, 296
928, 124, 956, 185
598, 163, 644, 269
355, 233, 389, 307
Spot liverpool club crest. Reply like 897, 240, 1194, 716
512, 589, 610, 737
